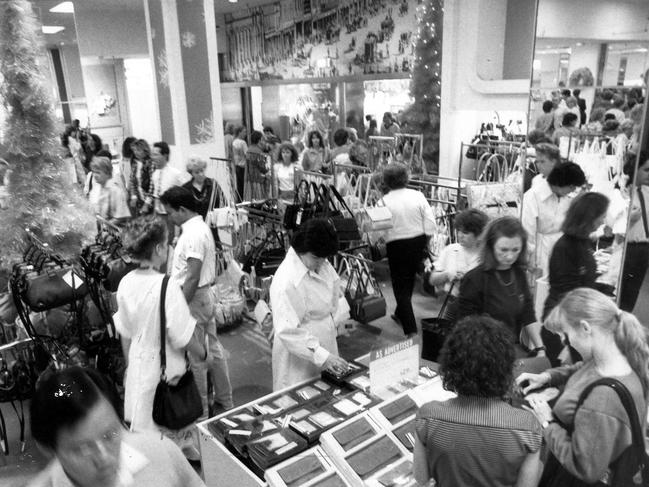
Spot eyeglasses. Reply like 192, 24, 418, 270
60, 427, 122, 459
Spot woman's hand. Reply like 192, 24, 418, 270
323, 354, 349, 375
524, 396, 554, 425
515, 371, 551, 395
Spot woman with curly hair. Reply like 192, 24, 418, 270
114, 217, 207, 458
415, 315, 543, 486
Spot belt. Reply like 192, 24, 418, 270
197, 282, 216, 290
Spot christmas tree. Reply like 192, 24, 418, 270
0, 0, 93, 279
402, 0, 443, 174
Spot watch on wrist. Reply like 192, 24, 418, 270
542, 419, 555, 429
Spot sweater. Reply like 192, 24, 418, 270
544, 361, 647, 483
381, 188, 435, 243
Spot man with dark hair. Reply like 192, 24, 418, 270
151, 142, 188, 241
161, 186, 233, 415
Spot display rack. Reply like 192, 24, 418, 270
459, 140, 525, 183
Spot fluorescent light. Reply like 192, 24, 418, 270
228, 0, 238, 3
49, 2, 74, 13
42, 26, 65, 34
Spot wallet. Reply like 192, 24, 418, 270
392, 420, 416, 451
347, 435, 402, 478
278, 454, 325, 487
333, 416, 376, 451
379, 395, 417, 424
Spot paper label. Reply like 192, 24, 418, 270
370, 338, 420, 396
61, 270, 84, 290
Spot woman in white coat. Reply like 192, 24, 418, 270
269, 219, 349, 391
114, 217, 207, 457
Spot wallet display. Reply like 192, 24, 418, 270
247, 429, 309, 471
277, 452, 326, 487
374, 460, 417, 487
346, 435, 403, 479
322, 361, 368, 387
207, 408, 258, 442
332, 416, 377, 451
378, 395, 417, 425
392, 420, 416, 451
310, 472, 349, 487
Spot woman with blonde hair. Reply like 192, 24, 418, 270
517, 288, 649, 485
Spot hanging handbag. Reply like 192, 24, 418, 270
327, 185, 362, 242
344, 263, 386, 323
20, 266, 87, 312
539, 378, 649, 487
421, 282, 456, 362
359, 177, 393, 232
152, 276, 203, 430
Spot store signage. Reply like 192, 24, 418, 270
369, 338, 419, 395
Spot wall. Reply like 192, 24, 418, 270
439, 0, 531, 178
75, 7, 149, 58
536, 0, 649, 42
503, 0, 536, 79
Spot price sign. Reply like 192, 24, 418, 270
369, 338, 419, 395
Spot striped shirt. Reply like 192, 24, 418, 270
415, 396, 542, 487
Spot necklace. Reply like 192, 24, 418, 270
495, 269, 519, 297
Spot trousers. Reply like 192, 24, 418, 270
386, 234, 427, 336
619, 242, 649, 312
188, 287, 233, 418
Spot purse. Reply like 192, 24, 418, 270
327, 185, 362, 242
21, 266, 88, 312
152, 276, 203, 430
345, 264, 386, 323
421, 283, 456, 362
539, 378, 649, 487
359, 177, 393, 232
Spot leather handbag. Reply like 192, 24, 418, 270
421, 283, 456, 362
539, 378, 649, 487
152, 276, 203, 430
21, 266, 87, 312
345, 264, 386, 323
101, 255, 138, 292
327, 185, 362, 242
358, 177, 393, 232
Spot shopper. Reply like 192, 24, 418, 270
223, 122, 235, 161
330, 128, 352, 165
457, 217, 544, 355
117, 136, 136, 193
28, 366, 205, 487
88, 156, 131, 224
151, 141, 188, 242
522, 162, 586, 276
619, 151, 649, 312
161, 187, 234, 415
269, 218, 349, 391
530, 142, 561, 189
551, 112, 580, 146
232, 125, 248, 201
183, 156, 222, 219
535, 100, 555, 135
429, 208, 488, 321
519, 288, 649, 485
128, 138, 155, 215
542, 192, 610, 365
274, 142, 300, 201
301, 130, 331, 173
382, 163, 435, 337
365, 118, 379, 140
380, 112, 400, 136
415, 315, 542, 487
245, 130, 271, 200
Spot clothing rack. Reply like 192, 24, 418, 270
209, 156, 237, 206
459, 140, 524, 184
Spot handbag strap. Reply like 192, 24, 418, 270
438, 282, 456, 318
574, 378, 648, 475
328, 184, 356, 218
159, 275, 170, 379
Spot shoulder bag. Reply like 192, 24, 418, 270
421, 283, 456, 362
152, 275, 203, 430
327, 185, 362, 242
344, 261, 386, 323
539, 377, 649, 487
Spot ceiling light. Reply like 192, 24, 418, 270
49, 2, 74, 13
228, 0, 238, 3
42, 26, 65, 34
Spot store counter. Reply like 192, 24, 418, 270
197, 355, 453, 487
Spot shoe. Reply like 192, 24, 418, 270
390, 314, 401, 324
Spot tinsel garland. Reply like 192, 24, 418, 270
401, 0, 443, 174
0, 0, 94, 278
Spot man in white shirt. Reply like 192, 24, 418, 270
161, 186, 233, 415
152, 142, 189, 242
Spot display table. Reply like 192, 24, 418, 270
197, 355, 453, 487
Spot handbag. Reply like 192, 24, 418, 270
539, 378, 649, 487
421, 283, 456, 362
21, 266, 88, 312
466, 182, 521, 220
358, 176, 392, 232
152, 276, 203, 430
327, 185, 362, 242
345, 263, 386, 323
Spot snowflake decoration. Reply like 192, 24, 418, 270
157, 49, 169, 88
195, 113, 215, 144
182, 31, 196, 49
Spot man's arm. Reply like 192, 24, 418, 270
182, 257, 202, 303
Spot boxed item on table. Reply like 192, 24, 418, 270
369, 392, 418, 428
247, 428, 309, 473
391, 419, 416, 452
206, 407, 259, 443
254, 390, 304, 416
265, 446, 353, 487
321, 361, 368, 387
320, 412, 384, 458
289, 390, 380, 443
226, 415, 280, 456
